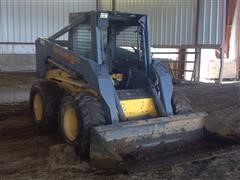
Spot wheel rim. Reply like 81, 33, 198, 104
33, 93, 44, 121
63, 104, 78, 142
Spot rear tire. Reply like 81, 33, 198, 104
172, 90, 192, 114
59, 93, 105, 158
29, 81, 62, 131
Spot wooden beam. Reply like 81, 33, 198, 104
112, 0, 116, 11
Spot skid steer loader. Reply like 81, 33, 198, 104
30, 11, 207, 173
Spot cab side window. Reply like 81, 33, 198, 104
72, 23, 92, 59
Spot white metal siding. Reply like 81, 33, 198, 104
198, 0, 226, 45
100, 0, 226, 47
99, 0, 112, 11
0, 0, 96, 43
0, 0, 226, 53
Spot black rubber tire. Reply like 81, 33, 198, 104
172, 90, 192, 114
29, 81, 62, 131
59, 93, 105, 158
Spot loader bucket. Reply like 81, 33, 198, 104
90, 112, 207, 173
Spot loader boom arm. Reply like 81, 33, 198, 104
36, 38, 120, 124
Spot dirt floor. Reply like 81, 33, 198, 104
0, 73, 240, 179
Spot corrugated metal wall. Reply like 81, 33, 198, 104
100, 0, 226, 48
117, 0, 196, 47
99, 0, 112, 11
0, 0, 226, 53
198, 0, 226, 45
0, 0, 96, 43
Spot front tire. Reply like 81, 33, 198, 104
29, 81, 62, 131
59, 93, 105, 157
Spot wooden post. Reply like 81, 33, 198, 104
219, 47, 224, 83
178, 48, 186, 80
96, 0, 99, 11
192, 0, 201, 82
218, 0, 227, 84
112, 0, 116, 11
192, 48, 201, 81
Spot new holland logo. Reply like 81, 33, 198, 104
53, 46, 79, 64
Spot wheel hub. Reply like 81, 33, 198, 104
33, 93, 44, 121
63, 105, 78, 141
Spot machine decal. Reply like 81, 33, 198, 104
100, 13, 108, 19
53, 46, 79, 64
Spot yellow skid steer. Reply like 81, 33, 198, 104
29, 11, 207, 173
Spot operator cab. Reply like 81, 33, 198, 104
100, 12, 149, 90
68, 11, 159, 119
69, 11, 150, 91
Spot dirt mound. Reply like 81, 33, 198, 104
205, 104, 240, 141
177, 82, 240, 142
48, 144, 89, 172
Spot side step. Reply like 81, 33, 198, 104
90, 112, 207, 173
